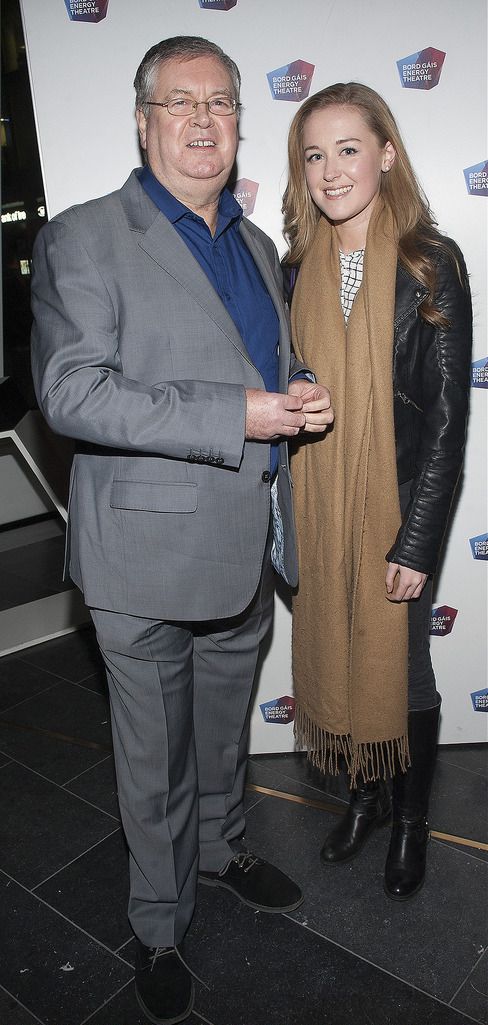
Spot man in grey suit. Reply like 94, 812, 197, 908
31, 36, 333, 1024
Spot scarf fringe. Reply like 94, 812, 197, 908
294, 702, 410, 787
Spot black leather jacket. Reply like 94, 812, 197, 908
284, 237, 472, 576
387, 238, 472, 574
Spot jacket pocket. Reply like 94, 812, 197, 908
110, 480, 197, 513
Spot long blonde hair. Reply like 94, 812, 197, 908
283, 82, 458, 327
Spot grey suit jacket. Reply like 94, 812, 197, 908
31, 170, 303, 620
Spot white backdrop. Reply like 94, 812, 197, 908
20, 0, 487, 747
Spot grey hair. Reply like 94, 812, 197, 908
134, 35, 241, 117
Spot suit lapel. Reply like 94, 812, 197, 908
119, 171, 253, 365
119, 172, 290, 385
239, 219, 291, 393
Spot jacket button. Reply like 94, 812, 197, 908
261, 470, 271, 483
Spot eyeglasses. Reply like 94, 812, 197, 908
146, 97, 240, 117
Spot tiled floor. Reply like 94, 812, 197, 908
0, 627, 487, 1025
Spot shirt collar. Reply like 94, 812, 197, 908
137, 165, 243, 234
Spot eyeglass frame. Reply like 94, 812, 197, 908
145, 97, 241, 117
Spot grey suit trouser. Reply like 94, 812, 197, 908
90, 546, 274, 948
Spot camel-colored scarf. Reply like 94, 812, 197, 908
291, 201, 409, 784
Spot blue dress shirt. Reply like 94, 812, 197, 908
137, 165, 281, 473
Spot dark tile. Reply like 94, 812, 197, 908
184, 886, 476, 1025
0, 720, 110, 787
0, 872, 132, 1025
73, 669, 108, 698
243, 793, 488, 1004
64, 756, 120, 819
430, 757, 488, 844
436, 838, 488, 866
36, 830, 131, 951
0, 675, 111, 786
243, 787, 266, 814
0, 987, 42, 1025
1, 679, 111, 752
0, 654, 58, 712
0, 762, 118, 888
86, 980, 207, 1025
20, 628, 103, 684
438, 744, 488, 778
453, 948, 488, 1024
0, 753, 12, 768
247, 752, 350, 805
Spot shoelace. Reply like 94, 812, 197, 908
219, 851, 262, 876
147, 946, 209, 990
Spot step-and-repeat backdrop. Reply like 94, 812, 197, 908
20, 0, 487, 747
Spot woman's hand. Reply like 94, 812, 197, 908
385, 562, 428, 602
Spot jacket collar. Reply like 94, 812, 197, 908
395, 262, 429, 328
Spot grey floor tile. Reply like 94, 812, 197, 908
185, 886, 477, 1025
35, 830, 131, 951
430, 758, 488, 844
0, 720, 110, 787
438, 744, 488, 779
64, 756, 120, 820
0, 872, 132, 1025
243, 793, 488, 1005
247, 752, 350, 805
0, 656, 59, 712
0, 762, 118, 888
73, 670, 108, 698
20, 628, 103, 684
0, 680, 111, 784
452, 948, 488, 1024
1, 679, 110, 742
0, 987, 43, 1025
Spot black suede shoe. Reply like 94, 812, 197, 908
135, 941, 194, 1025
320, 780, 392, 865
199, 851, 303, 912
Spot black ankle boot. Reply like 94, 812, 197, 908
320, 779, 391, 865
384, 699, 441, 900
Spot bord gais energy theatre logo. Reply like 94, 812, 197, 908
260, 695, 296, 725
472, 357, 488, 388
471, 688, 488, 712
469, 533, 488, 560
430, 606, 458, 637
64, 0, 108, 21
267, 60, 315, 102
463, 160, 488, 197
232, 179, 259, 216
198, 0, 237, 9
396, 47, 445, 89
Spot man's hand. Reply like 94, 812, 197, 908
385, 563, 428, 602
287, 380, 334, 433
245, 389, 306, 440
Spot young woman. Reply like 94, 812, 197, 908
282, 83, 472, 899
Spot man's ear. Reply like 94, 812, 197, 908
136, 108, 147, 151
